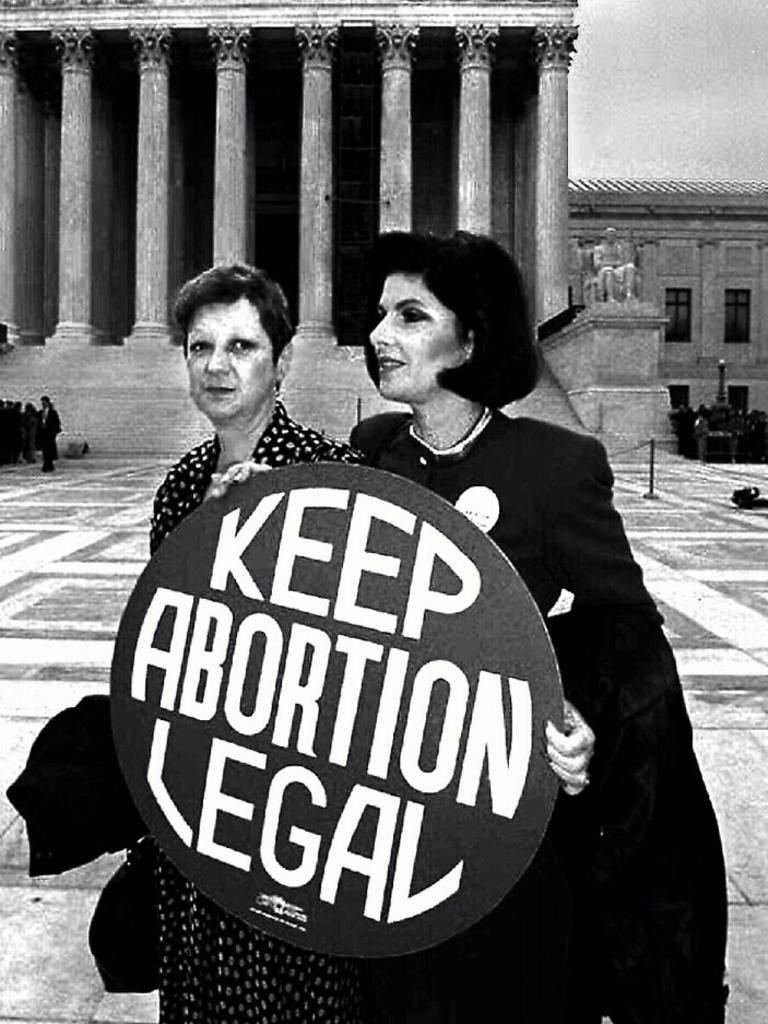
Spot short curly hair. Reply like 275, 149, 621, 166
366, 231, 539, 408
173, 264, 293, 361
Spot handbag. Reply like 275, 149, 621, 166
88, 836, 159, 993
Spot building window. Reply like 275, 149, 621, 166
665, 289, 691, 342
728, 385, 749, 412
668, 384, 690, 409
724, 289, 750, 343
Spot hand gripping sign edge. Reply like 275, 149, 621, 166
110, 463, 563, 958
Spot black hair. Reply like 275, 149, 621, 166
366, 231, 539, 408
173, 263, 293, 361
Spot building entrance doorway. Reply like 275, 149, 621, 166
254, 205, 299, 325
334, 28, 380, 347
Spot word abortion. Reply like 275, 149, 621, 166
129, 487, 533, 925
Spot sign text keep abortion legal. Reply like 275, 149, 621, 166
111, 464, 562, 957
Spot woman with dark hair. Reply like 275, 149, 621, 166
351, 231, 728, 1024
150, 262, 367, 1023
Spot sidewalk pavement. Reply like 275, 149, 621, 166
0, 451, 766, 1023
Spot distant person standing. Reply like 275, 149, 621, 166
37, 395, 61, 473
694, 405, 710, 463
21, 402, 38, 463
0, 399, 8, 464
9, 401, 23, 464
745, 409, 767, 463
670, 404, 697, 459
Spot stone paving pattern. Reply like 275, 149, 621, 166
0, 450, 766, 1023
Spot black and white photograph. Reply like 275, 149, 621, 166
0, 0, 765, 1022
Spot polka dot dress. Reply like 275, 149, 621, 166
149, 401, 366, 1023
155, 853, 364, 1023
150, 400, 364, 557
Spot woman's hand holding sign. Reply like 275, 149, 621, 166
546, 700, 594, 796
207, 460, 272, 500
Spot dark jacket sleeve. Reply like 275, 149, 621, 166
544, 434, 658, 615
547, 610, 728, 1016
6, 695, 147, 876
539, 431, 728, 1011
350, 413, 410, 464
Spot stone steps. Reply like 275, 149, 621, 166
0, 338, 586, 458
0, 340, 209, 458
507, 362, 586, 432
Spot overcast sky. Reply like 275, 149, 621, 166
569, 0, 768, 182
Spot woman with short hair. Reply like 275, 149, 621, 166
151, 262, 366, 1023
352, 231, 727, 1024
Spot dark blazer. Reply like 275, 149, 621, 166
352, 411, 727, 1024
351, 411, 658, 618
37, 405, 61, 444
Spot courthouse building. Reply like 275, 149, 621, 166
0, 1, 578, 359
3, 0, 766, 450
569, 179, 768, 414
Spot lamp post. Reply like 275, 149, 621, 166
717, 359, 727, 404
714, 358, 737, 462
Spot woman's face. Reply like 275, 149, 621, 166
186, 296, 288, 430
370, 273, 471, 406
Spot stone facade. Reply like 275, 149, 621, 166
569, 180, 768, 413
0, 5, 578, 354
541, 300, 673, 448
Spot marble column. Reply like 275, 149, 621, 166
456, 25, 497, 234
513, 88, 539, 317
43, 90, 60, 339
759, 243, 768, 364
295, 25, 337, 342
533, 25, 577, 323
640, 240, 659, 308
700, 241, 719, 359
167, 82, 185, 317
50, 28, 94, 344
377, 24, 418, 233
15, 82, 46, 345
0, 33, 18, 344
128, 28, 173, 343
210, 26, 249, 266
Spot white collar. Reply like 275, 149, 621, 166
409, 408, 492, 458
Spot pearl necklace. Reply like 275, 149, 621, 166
410, 408, 492, 457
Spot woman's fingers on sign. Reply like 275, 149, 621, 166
207, 461, 272, 500
545, 700, 595, 797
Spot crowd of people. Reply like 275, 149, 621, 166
0, 398, 39, 465
0, 395, 62, 471
670, 402, 767, 462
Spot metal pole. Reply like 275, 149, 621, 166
643, 438, 659, 500
717, 359, 727, 404
356, 396, 362, 425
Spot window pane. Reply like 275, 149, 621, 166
728, 386, 749, 412
668, 385, 690, 409
724, 289, 750, 343
665, 288, 691, 342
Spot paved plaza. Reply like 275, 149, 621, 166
0, 449, 766, 1023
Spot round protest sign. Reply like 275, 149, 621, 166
111, 463, 562, 957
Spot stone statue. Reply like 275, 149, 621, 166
588, 227, 637, 303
